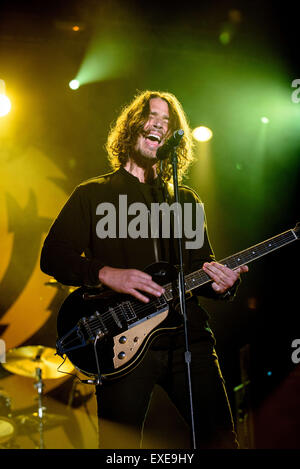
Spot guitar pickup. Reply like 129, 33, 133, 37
80, 313, 107, 339
119, 301, 137, 323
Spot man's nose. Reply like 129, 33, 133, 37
152, 116, 163, 128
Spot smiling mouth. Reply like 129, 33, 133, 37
147, 133, 161, 142
144, 132, 162, 148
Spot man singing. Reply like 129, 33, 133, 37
40, 90, 248, 449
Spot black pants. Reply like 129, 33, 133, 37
95, 338, 238, 449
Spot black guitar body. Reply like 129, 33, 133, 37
56, 262, 181, 380
56, 224, 299, 381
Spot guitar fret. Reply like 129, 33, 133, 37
162, 228, 298, 300
220, 230, 295, 269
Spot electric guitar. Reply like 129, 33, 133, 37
56, 224, 299, 381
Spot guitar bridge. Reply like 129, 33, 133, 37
56, 316, 106, 357
56, 324, 87, 356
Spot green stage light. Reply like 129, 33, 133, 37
219, 31, 231, 45
69, 79, 80, 90
192, 126, 213, 142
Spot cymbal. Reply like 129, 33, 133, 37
2, 346, 74, 379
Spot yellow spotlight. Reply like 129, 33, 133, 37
0, 79, 11, 117
0, 94, 11, 117
69, 79, 80, 90
192, 126, 213, 142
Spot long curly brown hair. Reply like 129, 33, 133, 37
105, 90, 194, 182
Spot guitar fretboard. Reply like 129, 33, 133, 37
163, 228, 298, 301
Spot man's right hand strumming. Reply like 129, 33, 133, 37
98, 266, 165, 303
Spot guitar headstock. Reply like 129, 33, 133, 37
293, 222, 300, 239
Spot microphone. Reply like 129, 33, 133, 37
156, 129, 184, 160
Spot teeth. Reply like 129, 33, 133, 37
147, 133, 161, 142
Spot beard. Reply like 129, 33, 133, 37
133, 134, 159, 163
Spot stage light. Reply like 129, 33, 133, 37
219, 31, 231, 45
192, 126, 213, 142
228, 9, 242, 23
72, 25, 80, 32
69, 79, 80, 90
0, 79, 11, 117
0, 94, 11, 117
261, 116, 269, 124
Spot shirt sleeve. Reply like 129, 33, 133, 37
40, 185, 104, 286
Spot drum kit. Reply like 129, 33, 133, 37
0, 345, 74, 449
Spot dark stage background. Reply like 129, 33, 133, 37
0, 0, 299, 449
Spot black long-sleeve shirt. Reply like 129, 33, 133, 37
40, 166, 236, 345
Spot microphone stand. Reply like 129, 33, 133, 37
170, 146, 197, 450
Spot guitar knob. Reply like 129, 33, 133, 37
119, 336, 127, 344
118, 352, 126, 360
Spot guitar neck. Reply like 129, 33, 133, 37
163, 228, 298, 301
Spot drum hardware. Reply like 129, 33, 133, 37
1, 345, 73, 449
0, 389, 16, 448
0, 389, 12, 417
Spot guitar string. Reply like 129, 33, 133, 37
59, 298, 162, 348
83, 231, 296, 335
61, 231, 296, 344
220, 231, 294, 263
60, 289, 178, 348
87, 300, 166, 333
